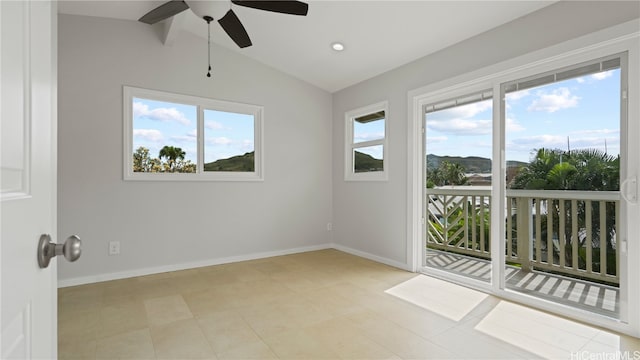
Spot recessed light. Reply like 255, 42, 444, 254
331, 42, 345, 51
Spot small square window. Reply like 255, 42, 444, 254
345, 101, 388, 181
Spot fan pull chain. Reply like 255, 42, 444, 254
204, 16, 213, 78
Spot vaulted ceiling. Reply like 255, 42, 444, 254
58, 1, 555, 92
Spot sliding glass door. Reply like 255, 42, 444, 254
422, 53, 630, 321
424, 91, 494, 284
502, 54, 627, 320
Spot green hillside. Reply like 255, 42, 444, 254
426, 154, 526, 173
204, 152, 254, 172
354, 151, 383, 172
506, 160, 528, 168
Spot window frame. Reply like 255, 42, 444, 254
344, 101, 389, 181
123, 86, 264, 181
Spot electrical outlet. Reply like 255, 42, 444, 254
326, 222, 332, 231
109, 241, 120, 255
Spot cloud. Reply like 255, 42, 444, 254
433, 100, 492, 119
207, 137, 233, 145
571, 128, 619, 136
576, 70, 614, 84
133, 101, 191, 125
591, 70, 614, 81
527, 87, 579, 113
427, 118, 492, 135
506, 89, 530, 101
169, 129, 197, 143
241, 139, 254, 152
205, 121, 229, 130
506, 118, 525, 132
508, 135, 566, 151
426, 136, 448, 145
133, 129, 163, 142
170, 135, 196, 142
426, 99, 493, 136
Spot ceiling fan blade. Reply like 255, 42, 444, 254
231, 1, 308, 16
218, 9, 253, 48
138, 0, 190, 25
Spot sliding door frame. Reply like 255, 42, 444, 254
407, 21, 639, 337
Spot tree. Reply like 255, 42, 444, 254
428, 161, 468, 186
132, 146, 195, 173
510, 148, 618, 191
158, 146, 186, 172
510, 147, 619, 276
133, 146, 161, 172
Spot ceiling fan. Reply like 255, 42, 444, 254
139, 0, 309, 49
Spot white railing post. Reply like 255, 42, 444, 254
516, 197, 532, 271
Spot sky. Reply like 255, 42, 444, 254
132, 68, 619, 166
353, 117, 385, 159
132, 98, 254, 163
425, 68, 621, 165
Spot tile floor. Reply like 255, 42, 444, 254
58, 249, 640, 359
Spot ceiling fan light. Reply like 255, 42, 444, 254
186, 1, 222, 19
331, 42, 345, 51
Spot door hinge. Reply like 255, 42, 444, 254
421, 217, 425, 225
622, 89, 627, 100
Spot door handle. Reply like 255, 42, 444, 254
621, 177, 637, 204
37, 234, 82, 269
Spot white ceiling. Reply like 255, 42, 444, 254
58, 1, 554, 92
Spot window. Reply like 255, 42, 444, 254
424, 90, 493, 188
123, 86, 263, 181
345, 101, 388, 181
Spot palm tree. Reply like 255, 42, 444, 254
510, 147, 619, 275
158, 146, 186, 172
428, 161, 468, 186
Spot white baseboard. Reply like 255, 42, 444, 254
330, 243, 412, 271
57, 243, 333, 288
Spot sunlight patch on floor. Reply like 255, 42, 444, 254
474, 301, 602, 358
385, 275, 488, 321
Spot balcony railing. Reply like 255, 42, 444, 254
426, 187, 620, 285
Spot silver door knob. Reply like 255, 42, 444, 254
37, 234, 82, 269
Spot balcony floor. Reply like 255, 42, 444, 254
425, 249, 620, 318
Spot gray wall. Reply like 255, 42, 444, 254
58, 14, 333, 283
59, 1, 639, 283
331, 1, 640, 267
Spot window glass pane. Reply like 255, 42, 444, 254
203, 109, 255, 172
354, 145, 383, 173
504, 65, 622, 319
354, 111, 385, 143
506, 68, 621, 191
425, 98, 493, 187
132, 97, 197, 173
424, 96, 492, 284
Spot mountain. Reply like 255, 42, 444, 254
354, 151, 383, 172
426, 154, 526, 173
506, 160, 528, 168
427, 154, 491, 173
204, 152, 254, 172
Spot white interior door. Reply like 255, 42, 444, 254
1, 1, 58, 358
